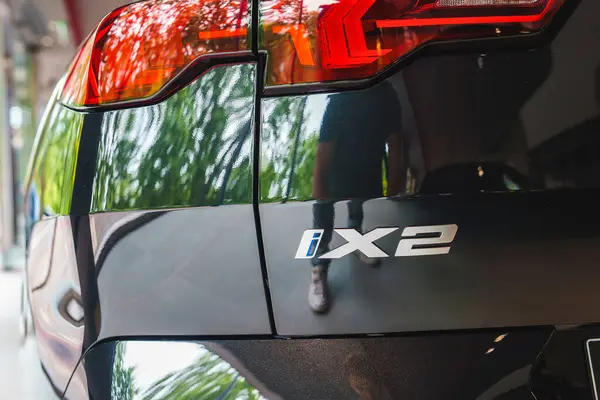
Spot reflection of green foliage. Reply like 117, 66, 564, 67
288, 132, 317, 199
92, 65, 254, 212
141, 351, 264, 400
33, 105, 83, 215
382, 159, 388, 197
112, 343, 138, 400
260, 96, 317, 202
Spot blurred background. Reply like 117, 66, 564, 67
0, 0, 124, 397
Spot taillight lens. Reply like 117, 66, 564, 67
61, 0, 249, 107
260, 0, 564, 85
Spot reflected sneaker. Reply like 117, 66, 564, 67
354, 251, 381, 268
308, 266, 330, 313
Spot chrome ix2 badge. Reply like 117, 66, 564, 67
295, 225, 458, 259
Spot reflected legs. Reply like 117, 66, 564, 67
308, 199, 376, 314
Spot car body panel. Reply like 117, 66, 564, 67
18, 0, 600, 398
26, 218, 56, 291
25, 64, 271, 396
261, 191, 600, 336
64, 330, 554, 400
258, 0, 600, 336
90, 207, 271, 338
90, 64, 256, 212
30, 217, 82, 394
31, 104, 82, 217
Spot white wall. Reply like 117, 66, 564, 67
28, 0, 75, 108
79, 0, 130, 38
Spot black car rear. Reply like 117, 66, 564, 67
22, 0, 600, 398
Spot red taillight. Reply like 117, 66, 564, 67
260, 0, 564, 85
61, 0, 249, 107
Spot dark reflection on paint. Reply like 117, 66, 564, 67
91, 64, 255, 212
259, 50, 600, 327
87, 207, 271, 337
259, 50, 584, 205
26, 207, 270, 396
258, 83, 536, 207
530, 327, 600, 400
530, 64, 600, 188
64, 331, 552, 400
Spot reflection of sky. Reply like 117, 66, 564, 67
122, 341, 269, 400
301, 0, 333, 12
124, 341, 207, 397
305, 95, 328, 134
260, 93, 328, 199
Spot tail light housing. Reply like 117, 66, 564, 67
60, 0, 566, 106
61, 0, 249, 108
260, 0, 565, 85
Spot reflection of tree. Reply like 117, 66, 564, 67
98, 0, 249, 103
112, 343, 138, 400
33, 105, 83, 215
141, 350, 265, 400
262, 0, 319, 84
92, 64, 254, 211
260, 93, 394, 203
260, 96, 317, 202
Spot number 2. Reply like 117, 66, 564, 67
395, 224, 458, 257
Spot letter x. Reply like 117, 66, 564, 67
319, 228, 398, 259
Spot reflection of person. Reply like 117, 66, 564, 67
345, 353, 393, 400
309, 82, 404, 313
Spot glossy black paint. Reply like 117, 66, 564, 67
91, 64, 256, 212
258, 0, 600, 337
530, 326, 600, 400
24, 64, 267, 397
89, 208, 271, 337
261, 190, 600, 335
29, 209, 271, 397
64, 330, 555, 400
20, 0, 600, 398
25, 94, 83, 227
